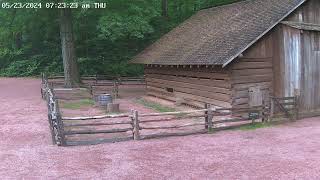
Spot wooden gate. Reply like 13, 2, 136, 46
270, 96, 299, 120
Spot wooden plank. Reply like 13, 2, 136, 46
140, 115, 205, 123
213, 117, 251, 124
232, 75, 273, 84
232, 61, 273, 70
66, 136, 133, 146
64, 128, 132, 135
141, 129, 207, 140
248, 87, 263, 107
232, 68, 273, 76
140, 109, 208, 117
145, 69, 230, 80
62, 114, 130, 120
147, 88, 229, 107
144, 66, 228, 73
232, 82, 272, 91
147, 80, 231, 95
147, 85, 231, 102
63, 121, 132, 127
140, 122, 205, 130
146, 75, 231, 89
233, 98, 249, 106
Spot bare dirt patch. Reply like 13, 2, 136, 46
1, 78, 320, 179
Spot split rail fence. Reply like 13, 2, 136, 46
45, 74, 145, 98
41, 74, 300, 146
42, 75, 269, 146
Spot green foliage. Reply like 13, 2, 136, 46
0, 0, 242, 77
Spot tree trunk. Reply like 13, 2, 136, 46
162, 0, 168, 17
14, 32, 22, 49
60, 8, 80, 88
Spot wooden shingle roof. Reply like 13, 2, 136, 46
131, 0, 306, 67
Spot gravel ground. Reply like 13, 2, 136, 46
1, 78, 320, 179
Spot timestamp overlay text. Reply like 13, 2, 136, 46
1, 2, 107, 9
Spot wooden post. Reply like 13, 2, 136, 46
113, 80, 119, 99
270, 98, 274, 120
56, 113, 66, 146
207, 107, 214, 132
204, 103, 209, 129
55, 100, 66, 146
295, 95, 299, 121
47, 114, 56, 144
89, 84, 93, 95
262, 101, 266, 123
132, 110, 140, 140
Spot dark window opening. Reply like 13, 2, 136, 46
166, 87, 174, 93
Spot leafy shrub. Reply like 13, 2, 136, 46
0, 60, 39, 77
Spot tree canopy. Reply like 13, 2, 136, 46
0, 0, 240, 77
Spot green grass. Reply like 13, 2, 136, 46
136, 98, 176, 112
237, 122, 273, 131
61, 99, 95, 110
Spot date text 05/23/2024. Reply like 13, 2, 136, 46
1, 2, 107, 9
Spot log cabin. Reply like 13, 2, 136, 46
131, 0, 320, 115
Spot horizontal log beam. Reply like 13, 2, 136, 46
65, 136, 133, 146
140, 122, 205, 130
140, 109, 208, 117
64, 128, 133, 135
141, 129, 207, 140
213, 118, 251, 124
64, 121, 132, 127
140, 115, 206, 123
62, 114, 130, 120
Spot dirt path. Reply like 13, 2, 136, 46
1, 78, 320, 179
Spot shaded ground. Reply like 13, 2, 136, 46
1, 78, 320, 179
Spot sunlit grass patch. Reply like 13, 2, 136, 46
237, 122, 273, 131
61, 99, 95, 110
136, 98, 176, 112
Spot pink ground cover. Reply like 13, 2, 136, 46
1, 78, 320, 179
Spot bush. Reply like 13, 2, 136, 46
0, 60, 39, 77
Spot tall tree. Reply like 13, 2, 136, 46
60, 8, 80, 88
162, 0, 168, 17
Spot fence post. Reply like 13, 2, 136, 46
132, 110, 140, 140
204, 103, 209, 129
261, 101, 266, 123
55, 100, 66, 146
89, 84, 93, 95
270, 98, 274, 120
46, 93, 56, 144
113, 80, 119, 99
295, 95, 300, 121
207, 107, 214, 132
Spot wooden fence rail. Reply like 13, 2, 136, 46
41, 84, 269, 146
41, 73, 300, 146
270, 96, 299, 120
44, 73, 145, 98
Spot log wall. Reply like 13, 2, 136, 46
144, 66, 232, 108
229, 33, 274, 109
